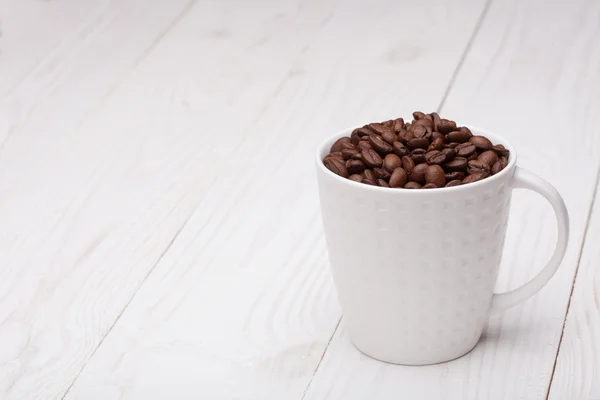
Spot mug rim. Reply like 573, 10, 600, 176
315, 123, 518, 194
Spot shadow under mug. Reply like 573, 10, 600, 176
315, 125, 569, 365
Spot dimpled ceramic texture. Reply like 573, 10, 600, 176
316, 126, 569, 365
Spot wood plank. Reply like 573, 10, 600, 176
0, 0, 335, 398
304, 0, 600, 399
549, 179, 600, 399
62, 0, 487, 398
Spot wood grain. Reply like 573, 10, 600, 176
62, 0, 488, 398
549, 176, 600, 399
0, 0, 337, 398
304, 0, 600, 399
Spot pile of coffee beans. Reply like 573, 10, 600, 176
322, 112, 509, 189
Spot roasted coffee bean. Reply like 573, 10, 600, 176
393, 118, 405, 132
346, 159, 366, 174
326, 151, 344, 161
425, 165, 446, 187
362, 149, 383, 168
431, 112, 442, 131
491, 160, 503, 175
411, 148, 427, 164
358, 141, 373, 151
429, 137, 444, 151
413, 118, 434, 130
369, 134, 394, 155
350, 130, 361, 145
437, 119, 456, 134
383, 154, 403, 173
363, 169, 376, 181
402, 156, 416, 175
409, 163, 428, 184
425, 150, 447, 165
445, 171, 465, 181
467, 160, 491, 176
374, 167, 391, 180
368, 123, 391, 136
356, 127, 372, 138
468, 153, 479, 161
411, 125, 428, 138
392, 141, 409, 157
377, 179, 390, 187
440, 147, 456, 162
422, 183, 438, 189
382, 130, 398, 145
389, 168, 408, 188
324, 157, 348, 177
447, 130, 472, 143
349, 174, 363, 182
462, 173, 486, 184
469, 135, 493, 151
445, 142, 459, 149
342, 148, 360, 160
492, 144, 510, 157
455, 142, 476, 158
404, 181, 422, 189
478, 150, 498, 167
351, 151, 363, 160
444, 157, 468, 171
500, 155, 508, 168
330, 137, 352, 153
412, 111, 426, 120
459, 126, 472, 134
401, 129, 415, 143
339, 141, 356, 152
407, 137, 429, 149
445, 180, 462, 187
382, 120, 394, 128
431, 131, 444, 142
362, 178, 377, 185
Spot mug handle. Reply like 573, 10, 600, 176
490, 166, 570, 313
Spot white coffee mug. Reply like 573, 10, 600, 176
315, 125, 569, 365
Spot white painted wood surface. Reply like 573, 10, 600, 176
1, 0, 599, 399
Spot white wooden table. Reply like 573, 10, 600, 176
1, 0, 599, 399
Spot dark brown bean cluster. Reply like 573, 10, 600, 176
322, 112, 509, 189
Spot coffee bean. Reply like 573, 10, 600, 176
349, 174, 363, 182
468, 153, 479, 161
377, 179, 390, 187
369, 134, 394, 155
437, 119, 456, 134
445, 142, 459, 149
440, 147, 456, 162
445, 180, 462, 187
330, 137, 352, 153
469, 135, 493, 151
455, 142, 476, 157
368, 123, 391, 136
402, 156, 415, 175
444, 157, 468, 171
478, 150, 498, 167
407, 137, 429, 149
462, 173, 486, 184
393, 118, 405, 133
404, 181, 422, 189
392, 141, 409, 157
383, 153, 403, 173
383, 120, 394, 128
491, 160, 502, 175
467, 160, 491, 176
500, 155, 508, 168
356, 127, 372, 138
425, 150, 447, 165
429, 137, 444, 151
389, 168, 408, 188
326, 151, 344, 161
422, 183, 438, 189
357, 141, 373, 151
401, 129, 415, 143
362, 149, 383, 168
431, 112, 442, 132
409, 163, 428, 184
363, 169, 376, 181
346, 159, 366, 174
374, 167, 391, 180
362, 178, 377, 185
351, 151, 363, 160
492, 144, 510, 157
342, 148, 360, 160
445, 171, 465, 181
447, 130, 472, 143
413, 118, 434, 130
412, 111, 426, 120
425, 165, 446, 187
324, 157, 348, 177
411, 148, 427, 163
431, 131, 444, 142
411, 125, 428, 138
350, 130, 361, 145
339, 141, 356, 152
382, 130, 398, 145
